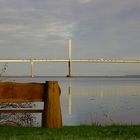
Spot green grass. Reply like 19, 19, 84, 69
0, 125, 140, 140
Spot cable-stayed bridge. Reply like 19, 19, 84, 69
0, 58, 140, 77
0, 40, 139, 77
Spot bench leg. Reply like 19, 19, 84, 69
42, 81, 62, 128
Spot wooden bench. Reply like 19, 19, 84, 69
0, 81, 62, 128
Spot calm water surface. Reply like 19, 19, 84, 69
2, 77, 140, 125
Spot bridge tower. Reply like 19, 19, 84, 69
68, 39, 72, 77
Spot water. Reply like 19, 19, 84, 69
1, 77, 140, 125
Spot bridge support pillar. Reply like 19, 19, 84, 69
68, 60, 72, 77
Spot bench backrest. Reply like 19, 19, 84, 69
0, 82, 45, 102
0, 81, 62, 128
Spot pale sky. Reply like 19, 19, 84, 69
0, 0, 140, 76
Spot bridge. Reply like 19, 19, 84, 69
0, 58, 140, 77
0, 58, 140, 63
0, 40, 140, 77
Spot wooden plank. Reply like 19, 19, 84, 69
0, 82, 45, 102
0, 99, 44, 102
0, 109, 43, 113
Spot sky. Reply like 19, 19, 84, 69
0, 0, 140, 76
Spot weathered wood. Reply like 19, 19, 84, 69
42, 81, 62, 128
0, 81, 62, 128
0, 109, 43, 113
0, 82, 45, 102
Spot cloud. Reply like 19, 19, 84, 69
78, 0, 93, 4
0, 0, 140, 75
0, 0, 139, 57
0, 0, 78, 42
0, 24, 27, 32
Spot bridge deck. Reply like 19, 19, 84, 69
0, 59, 140, 63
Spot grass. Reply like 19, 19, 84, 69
0, 125, 140, 140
